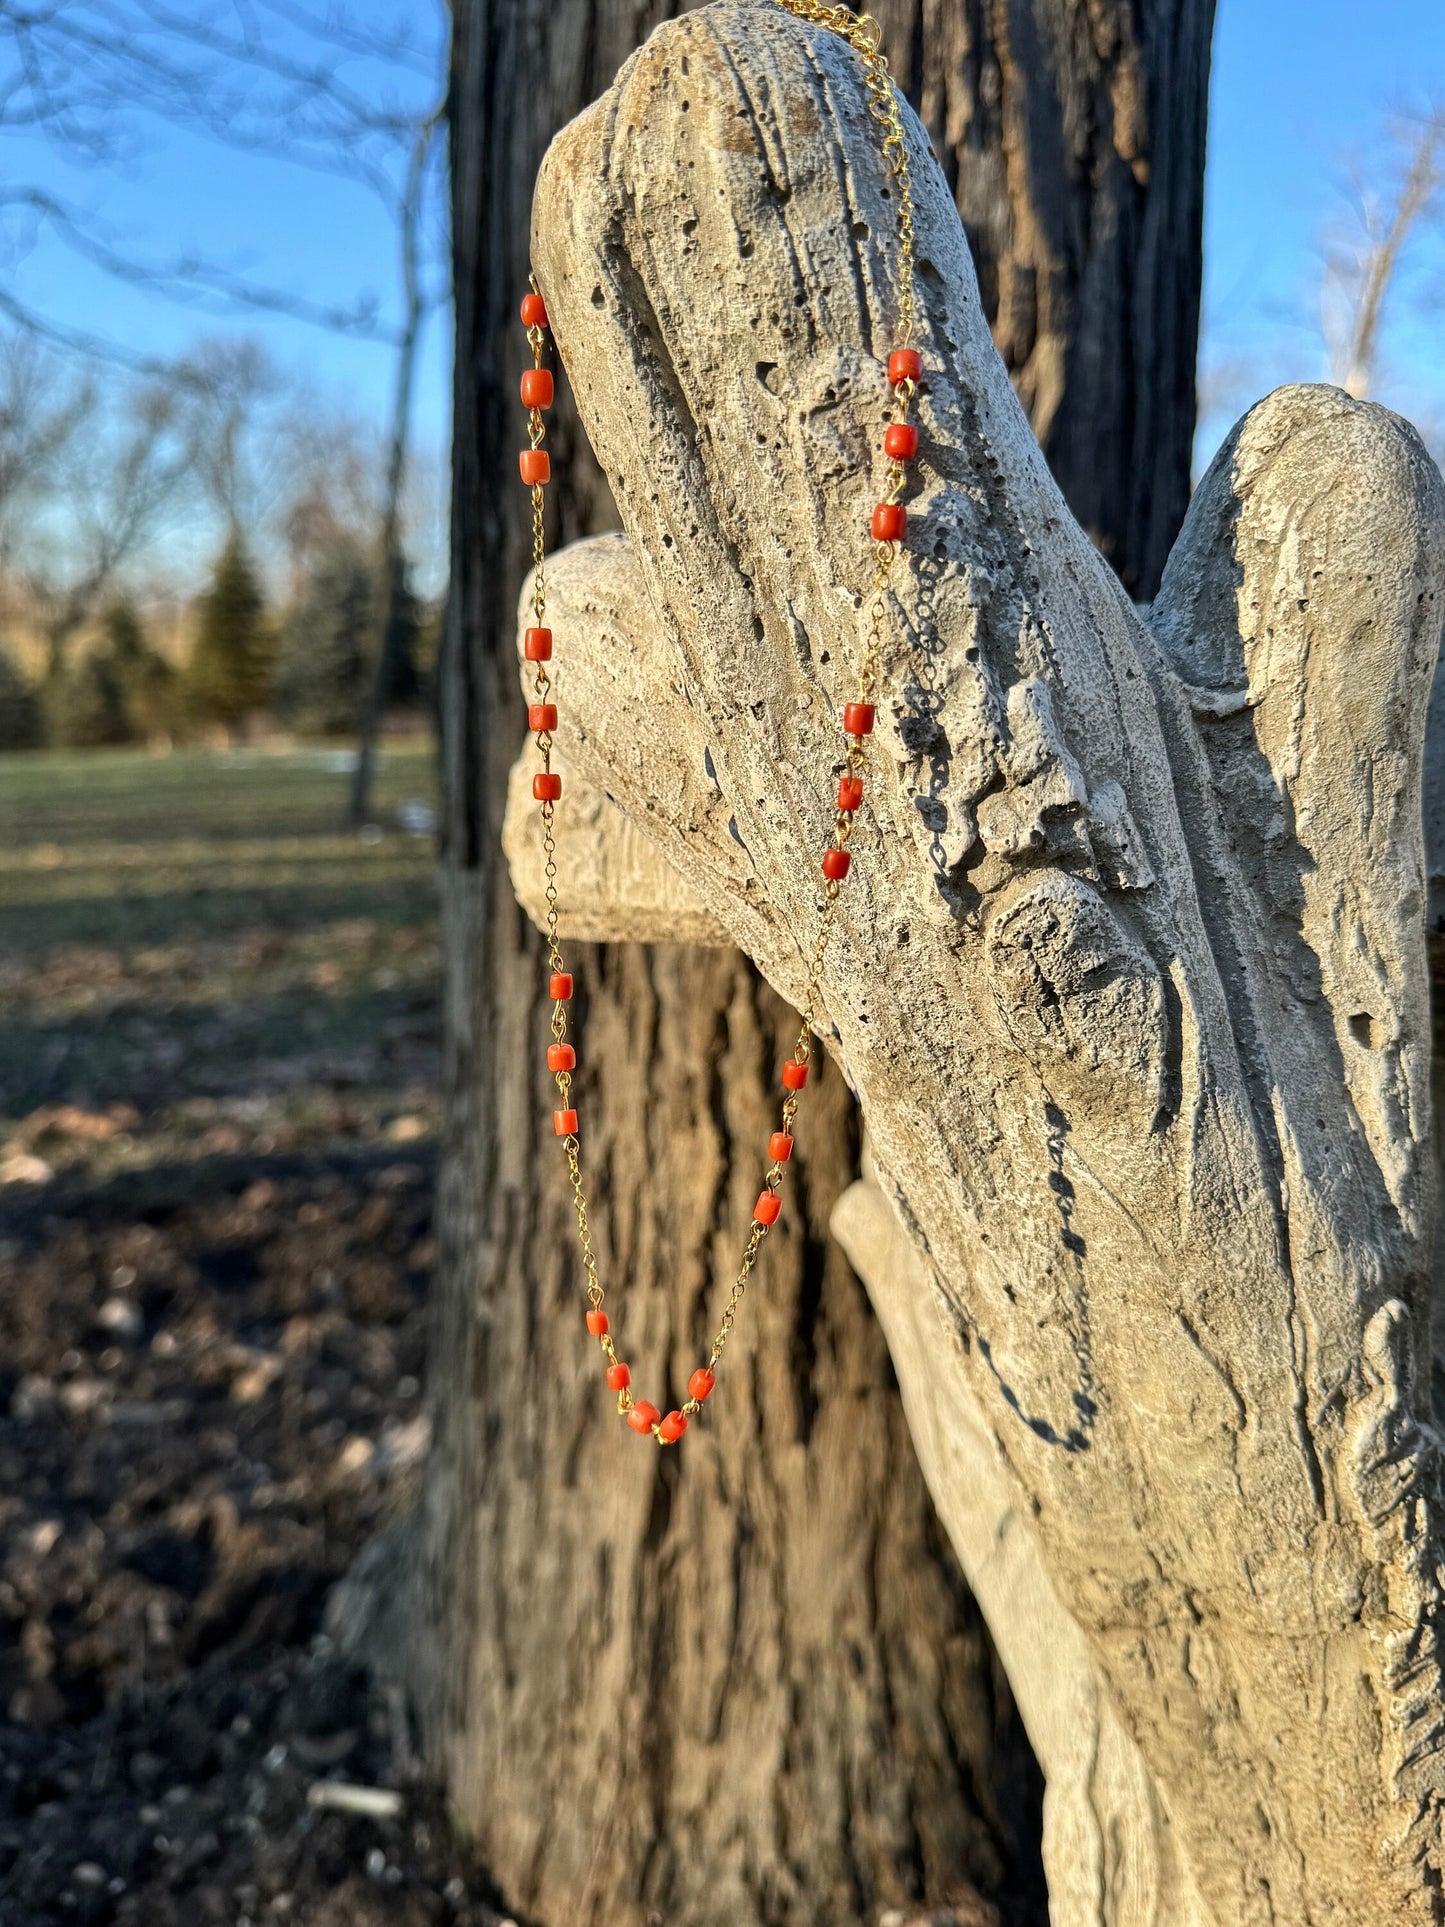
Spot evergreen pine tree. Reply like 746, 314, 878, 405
273, 539, 373, 736
105, 599, 181, 743
381, 562, 423, 709
273, 540, 423, 736
0, 644, 44, 751
46, 650, 135, 748
187, 535, 271, 732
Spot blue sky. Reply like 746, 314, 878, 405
1200, 0, 1444, 459
2, 0, 1442, 560
0, 2, 450, 443
0, 1, 450, 590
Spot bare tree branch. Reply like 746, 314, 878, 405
247, 0, 435, 76
17, 367, 193, 671
0, 283, 173, 375
1323, 107, 1445, 397
0, 333, 91, 568
0, 185, 394, 338
0, 0, 447, 334
0, 0, 449, 718
166, 335, 295, 538
348, 103, 442, 824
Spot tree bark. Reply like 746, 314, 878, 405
411, 0, 1218, 1921
417, 4, 1046, 1924
874, 0, 1216, 598
503, 8, 1445, 1918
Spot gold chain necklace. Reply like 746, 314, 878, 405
518, 1, 919, 1446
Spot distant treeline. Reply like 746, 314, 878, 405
0, 535, 438, 752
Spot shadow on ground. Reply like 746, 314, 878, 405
0, 747, 520, 1927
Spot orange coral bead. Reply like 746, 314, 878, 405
871, 502, 906, 542
519, 449, 551, 485
884, 422, 919, 459
838, 774, 864, 811
688, 1367, 716, 1402
769, 1132, 793, 1162
658, 1410, 688, 1443
520, 367, 554, 410
822, 847, 851, 881
626, 1400, 660, 1435
533, 772, 561, 802
524, 626, 552, 661
520, 292, 548, 328
607, 1361, 631, 1392
888, 348, 922, 385
781, 1060, 808, 1091
586, 1308, 609, 1337
554, 1108, 578, 1136
547, 1043, 576, 1073
550, 972, 573, 1000
843, 702, 875, 736
754, 1189, 782, 1226
529, 702, 558, 732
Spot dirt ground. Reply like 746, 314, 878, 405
0, 745, 1032, 1927
0, 746, 517, 1926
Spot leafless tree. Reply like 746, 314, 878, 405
0, 2, 448, 762
276, 403, 383, 587
348, 102, 443, 827
1323, 106, 1445, 399
24, 374, 191, 678
0, 336, 90, 575
0, 1, 439, 353
169, 336, 290, 542
1199, 105, 1445, 473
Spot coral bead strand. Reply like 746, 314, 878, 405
520, 284, 604, 1370
518, 279, 807, 1448
521, 1, 922, 1446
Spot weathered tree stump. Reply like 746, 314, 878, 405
503, 5, 1445, 1921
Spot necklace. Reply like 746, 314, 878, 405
518, 1, 919, 1446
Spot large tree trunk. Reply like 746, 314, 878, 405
498, 6, 1445, 1919
409, 1, 1216, 1922
877, 0, 1215, 597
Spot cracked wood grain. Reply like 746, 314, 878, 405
504, 4, 1445, 1919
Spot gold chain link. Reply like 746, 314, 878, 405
526, 3, 919, 1441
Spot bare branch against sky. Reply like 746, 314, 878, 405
3, 351, 195, 671
0, 1, 450, 613
0, 185, 391, 338
1322, 105, 1445, 399
0, 1, 447, 365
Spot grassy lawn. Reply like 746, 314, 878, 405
0, 741, 440, 1175
0, 742, 438, 949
